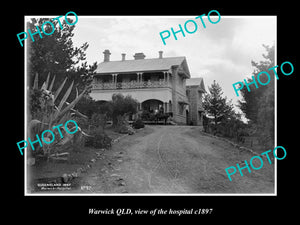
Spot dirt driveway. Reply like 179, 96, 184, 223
78, 125, 275, 194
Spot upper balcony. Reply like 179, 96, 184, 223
92, 71, 172, 90
92, 79, 171, 90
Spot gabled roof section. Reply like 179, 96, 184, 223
175, 58, 191, 78
186, 77, 206, 92
95, 56, 188, 75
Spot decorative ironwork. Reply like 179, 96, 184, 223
92, 80, 170, 90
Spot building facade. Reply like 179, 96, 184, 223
90, 50, 205, 125
186, 78, 206, 125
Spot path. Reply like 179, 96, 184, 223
78, 126, 274, 194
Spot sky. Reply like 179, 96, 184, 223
71, 15, 276, 116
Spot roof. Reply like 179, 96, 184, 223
186, 77, 206, 92
95, 56, 189, 75
186, 77, 203, 86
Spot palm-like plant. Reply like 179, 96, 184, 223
28, 73, 89, 158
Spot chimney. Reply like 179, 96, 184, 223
103, 49, 111, 62
133, 52, 146, 60
159, 51, 163, 59
121, 53, 126, 61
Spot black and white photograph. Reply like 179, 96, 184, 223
22, 14, 278, 195
13, 2, 299, 219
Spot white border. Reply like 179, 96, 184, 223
24, 15, 277, 196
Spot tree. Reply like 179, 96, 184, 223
238, 44, 275, 125
238, 44, 275, 148
110, 94, 138, 126
203, 80, 247, 140
203, 80, 234, 125
27, 17, 97, 102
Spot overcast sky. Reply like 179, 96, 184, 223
72, 15, 276, 115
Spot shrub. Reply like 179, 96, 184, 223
110, 93, 138, 126
113, 115, 135, 135
90, 113, 107, 129
84, 127, 112, 149
132, 119, 145, 129
116, 125, 129, 134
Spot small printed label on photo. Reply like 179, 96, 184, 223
81, 185, 92, 191
36, 182, 72, 191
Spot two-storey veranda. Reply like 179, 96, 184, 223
90, 50, 191, 124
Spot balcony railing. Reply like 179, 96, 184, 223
92, 80, 170, 90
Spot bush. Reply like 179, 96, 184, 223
90, 113, 107, 129
110, 93, 138, 126
29, 88, 54, 121
115, 124, 135, 135
84, 127, 112, 149
113, 115, 135, 135
132, 119, 145, 129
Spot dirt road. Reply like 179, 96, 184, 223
78, 126, 275, 194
